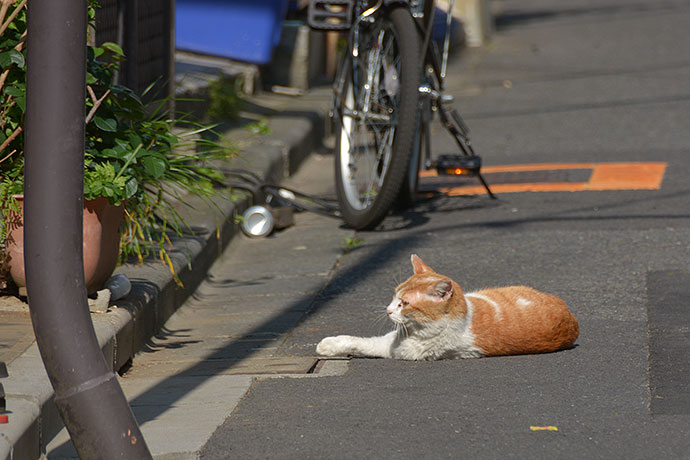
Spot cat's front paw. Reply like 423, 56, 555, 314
316, 335, 352, 357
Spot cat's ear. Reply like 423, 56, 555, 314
411, 254, 433, 274
431, 280, 453, 300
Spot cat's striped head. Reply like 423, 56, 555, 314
386, 255, 467, 325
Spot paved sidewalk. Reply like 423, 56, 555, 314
46, 151, 353, 459
0, 66, 331, 458
0, 301, 34, 366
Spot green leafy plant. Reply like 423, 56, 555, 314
245, 119, 272, 135
207, 74, 244, 121
342, 236, 364, 253
1, 1, 234, 285
0, 0, 28, 282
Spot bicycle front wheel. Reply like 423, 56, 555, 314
335, 6, 421, 230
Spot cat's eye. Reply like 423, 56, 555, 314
400, 300, 409, 307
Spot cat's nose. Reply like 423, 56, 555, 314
386, 307, 393, 315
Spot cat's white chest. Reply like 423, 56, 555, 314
391, 318, 482, 360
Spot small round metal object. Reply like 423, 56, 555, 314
241, 205, 274, 238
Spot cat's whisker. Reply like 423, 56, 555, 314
393, 268, 403, 289
372, 311, 391, 334
394, 321, 409, 339
374, 306, 388, 318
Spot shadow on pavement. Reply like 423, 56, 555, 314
124, 183, 690, 426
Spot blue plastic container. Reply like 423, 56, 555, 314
176, 0, 289, 64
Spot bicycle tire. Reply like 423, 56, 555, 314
396, 112, 423, 208
334, 6, 421, 230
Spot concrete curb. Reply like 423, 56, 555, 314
0, 91, 326, 460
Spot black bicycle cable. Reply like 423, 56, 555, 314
225, 168, 342, 218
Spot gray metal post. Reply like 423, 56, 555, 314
23, 1, 152, 458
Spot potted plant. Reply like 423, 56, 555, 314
1, 1, 233, 294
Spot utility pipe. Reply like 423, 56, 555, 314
23, 1, 151, 457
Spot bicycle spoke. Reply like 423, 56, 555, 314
360, 125, 376, 205
376, 127, 394, 188
335, 6, 419, 224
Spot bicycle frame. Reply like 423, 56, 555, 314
317, 0, 495, 221
330, 0, 453, 120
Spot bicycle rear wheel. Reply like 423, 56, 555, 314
334, 6, 421, 230
396, 111, 425, 209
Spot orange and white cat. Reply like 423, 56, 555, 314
317, 255, 579, 360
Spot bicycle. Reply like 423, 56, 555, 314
308, 0, 494, 230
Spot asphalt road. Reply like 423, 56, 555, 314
201, 1, 690, 458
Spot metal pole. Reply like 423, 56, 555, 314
23, 1, 152, 458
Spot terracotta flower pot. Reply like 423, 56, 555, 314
6, 196, 124, 296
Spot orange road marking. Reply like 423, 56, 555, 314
421, 162, 667, 195
419, 163, 598, 178
585, 162, 666, 190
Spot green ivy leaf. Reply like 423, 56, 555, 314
128, 133, 142, 148
13, 51, 26, 68
101, 42, 124, 56
4, 86, 24, 97
125, 177, 138, 198
0, 38, 17, 49
0, 52, 12, 68
93, 116, 117, 132
142, 156, 166, 178
0, 49, 25, 68
100, 148, 121, 159
15, 94, 25, 112
114, 138, 130, 150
